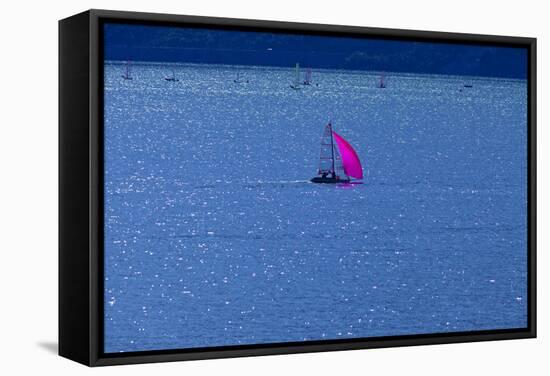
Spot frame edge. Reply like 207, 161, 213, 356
59, 10, 93, 366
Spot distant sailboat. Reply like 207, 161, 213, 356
290, 63, 301, 90
303, 67, 312, 85
121, 61, 132, 80
311, 122, 363, 184
165, 69, 179, 82
233, 72, 249, 83
377, 72, 386, 88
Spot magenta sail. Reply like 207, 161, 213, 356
332, 131, 363, 179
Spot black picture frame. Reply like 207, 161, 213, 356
59, 9, 537, 367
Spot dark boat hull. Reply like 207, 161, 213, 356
310, 176, 350, 184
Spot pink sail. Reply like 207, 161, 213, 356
332, 131, 363, 179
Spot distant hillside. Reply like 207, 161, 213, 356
104, 23, 527, 79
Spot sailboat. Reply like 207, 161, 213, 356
233, 72, 249, 84
311, 122, 363, 184
377, 72, 386, 88
290, 63, 301, 90
165, 69, 179, 82
121, 61, 132, 80
303, 68, 312, 85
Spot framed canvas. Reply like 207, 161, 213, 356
59, 9, 536, 366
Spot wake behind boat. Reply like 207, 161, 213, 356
311, 122, 363, 184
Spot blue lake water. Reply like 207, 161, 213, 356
103, 62, 528, 353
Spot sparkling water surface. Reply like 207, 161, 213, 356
104, 62, 527, 353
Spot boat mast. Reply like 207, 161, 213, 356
329, 122, 335, 175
